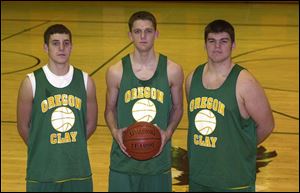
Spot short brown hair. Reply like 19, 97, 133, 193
44, 24, 72, 45
128, 11, 157, 32
205, 20, 235, 43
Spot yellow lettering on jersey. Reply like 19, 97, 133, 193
137, 87, 144, 98
69, 95, 75, 107
189, 99, 194, 112
218, 102, 225, 116
124, 87, 164, 104
41, 94, 82, 113
200, 97, 207, 108
194, 134, 217, 148
144, 87, 150, 98
62, 94, 68, 106
189, 97, 225, 116
194, 97, 200, 110
54, 95, 62, 106
70, 132, 77, 142
75, 97, 81, 110
210, 137, 217, 148
50, 133, 57, 144
132, 88, 137, 100
41, 100, 48, 113
157, 90, 164, 103
125, 90, 131, 103
50, 131, 78, 144
151, 88, 157, 100
48, 96, 55, 109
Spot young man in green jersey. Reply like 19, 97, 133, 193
185, 19, 275, 192
105, 11, 184, 192
17, 24, 98, 192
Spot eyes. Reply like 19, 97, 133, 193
132, 28, 154, 35
207, 38, 230, 45
51, 40, 71, 47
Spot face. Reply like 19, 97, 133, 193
205, 32, 235, 63
128, 20, 158, 52
44, 33, 72, 65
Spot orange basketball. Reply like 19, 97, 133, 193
123, 122, 162, 161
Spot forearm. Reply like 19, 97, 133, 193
86, 119, 97, 140
17, 106, 31, 146
86, 99, 98, 139
257, 124, 274, 145
166, 105, 183, 139
105, 108, 119, 139
17, 125, 29, 145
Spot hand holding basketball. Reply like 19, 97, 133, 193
123, 122, 162, 160
112, 128, 129, 156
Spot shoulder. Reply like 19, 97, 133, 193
237, 69, 260, 89
186, 64, 204, 83
237, 69, 264, 98
106, 60, 123, 77
167, 59, 183, 77
18, 76, 33, 101
167, 59, 181, 70
185, 69, 195, 85
106, 60, 123, 87
167, 59, 184, 85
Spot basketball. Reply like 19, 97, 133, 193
194, 109, 216, 135
123, 121, 162, 160
132, 99, 156, 122
51, 107, 75, 132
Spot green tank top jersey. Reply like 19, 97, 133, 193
26, 67, 92, 182
110, 54, 172, 175
187, 64, 257, 189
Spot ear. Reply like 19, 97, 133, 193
44, 44, 49, 53
128, 31, 133, 41
232, 42, 236, 49
155, 30, 159, 39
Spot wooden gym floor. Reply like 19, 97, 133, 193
1, 1, 299, 192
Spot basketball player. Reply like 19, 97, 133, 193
105, 11, 183, 192
17, 24, 98, 192
185, 19, 275, 192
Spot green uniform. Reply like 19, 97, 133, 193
187, 64, 257, 191
26, 67, 92, 185
109, 53, 172, 175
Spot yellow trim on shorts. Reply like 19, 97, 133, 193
27, 176, 92, 183
229, 185, 250, 190
163, 169, 171, 174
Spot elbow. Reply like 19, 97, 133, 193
175, 105, 184, 120
270, 118, 275, 133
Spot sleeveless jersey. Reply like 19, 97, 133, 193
110, 54, 172, 175
187, 64, 257, 189
26, 67, 92, 182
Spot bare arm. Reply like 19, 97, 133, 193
104, 62, 128, 154
185, 70, 194, 102
165, 60, 184, 139
86, 76, 98, 139
155, 60, 184, 157
237, 70, 275, 144
17, 77, 33, 145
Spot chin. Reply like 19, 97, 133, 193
137, 47, 152, 52
55, 60, 68, 65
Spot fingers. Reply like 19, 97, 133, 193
152, 130, 167, 158
117, 127, 131, 157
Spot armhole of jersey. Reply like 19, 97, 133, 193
27, 73, 36, 98
82, 71, 88, 91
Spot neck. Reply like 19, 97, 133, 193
132, 50, 157, 66
47, 62, 70, 76
206, 59, 234, 76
